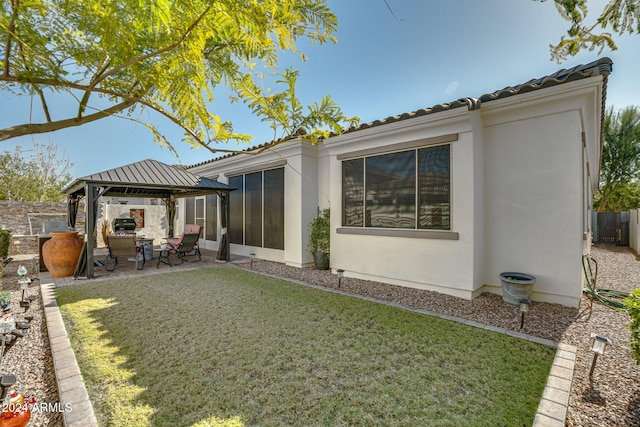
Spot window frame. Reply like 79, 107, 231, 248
227, 167, 285, 249
338, 135, 458, 240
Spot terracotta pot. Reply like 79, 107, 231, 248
0, 392, 32, 427
0, 409, 31, 427
42, 231, 83, 278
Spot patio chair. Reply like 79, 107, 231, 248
165, 224, 202, 259
160, 232, 201, 266
105, 235, 145, 271
166, 224, 202, 247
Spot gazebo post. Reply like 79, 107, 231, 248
225, 191, 230, 262
85, 183, 97, 279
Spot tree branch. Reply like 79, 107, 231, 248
36, 86, 52, 122
3, 0, 20, 76
0, 73, 215, 146
0, 99, 135, 141
78, 59, 112, 120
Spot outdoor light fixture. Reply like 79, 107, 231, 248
0, 319, 13, 366
336, 269, 345, 288
17, 265, 30, 303
16, 265, 27, 280
250, 253, 256, 269
519, 299, 531, 330
589, 333, 612, 377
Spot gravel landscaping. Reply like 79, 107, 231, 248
0, 258, 63, 427
0, 243, 638, 426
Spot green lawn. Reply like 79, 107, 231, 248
55, 267, 555, 426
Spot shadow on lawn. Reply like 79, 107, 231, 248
55, 270, 250, 426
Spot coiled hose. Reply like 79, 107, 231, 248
582, 254, 629, 310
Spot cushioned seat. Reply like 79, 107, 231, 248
105, 235, 145, 271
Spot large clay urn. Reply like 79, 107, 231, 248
42, 231, 83, 278
0, 392, 33, 427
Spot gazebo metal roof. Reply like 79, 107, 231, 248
64, 158, 235, 198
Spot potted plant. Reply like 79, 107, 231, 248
100, 220, 110, 247
309, 208, 330, 270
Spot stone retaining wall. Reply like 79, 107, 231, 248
0, 201, 86, 256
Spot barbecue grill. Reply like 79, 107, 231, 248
112, 218, 137, 234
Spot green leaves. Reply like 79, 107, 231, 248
309, 208, 330, 254
623, 288, 640, 365
0, 142, 72, 202
234, 67, 359, 143
547, 0, 640, 61
1, 0, 348, 154
596, 106, 640, 211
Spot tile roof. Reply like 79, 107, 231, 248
187, 57, 612, 169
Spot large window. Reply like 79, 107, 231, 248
263, 168, 285, 249
342, 145, 450, 230
228, 168, 285, 249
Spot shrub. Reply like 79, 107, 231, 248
309, 208, 330, 255
624, 288, 640, 365
0, 228, 10, 259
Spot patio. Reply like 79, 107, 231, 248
52, 247, 248, 287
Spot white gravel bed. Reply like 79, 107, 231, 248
239, 244, 639, 426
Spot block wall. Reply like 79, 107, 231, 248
0, 201, 86, 256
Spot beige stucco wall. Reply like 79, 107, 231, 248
186, 77, 603, 307
325, 109, 479, 299
478, 79, 602, 307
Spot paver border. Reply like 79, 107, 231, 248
40, 274, 98, 427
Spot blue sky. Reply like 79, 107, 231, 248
1, 0, 639, 179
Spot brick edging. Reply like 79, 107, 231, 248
40, 278, 98, 427
533, 343, 576, 426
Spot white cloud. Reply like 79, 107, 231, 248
445, 81, 459, 95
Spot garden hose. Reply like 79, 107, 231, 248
582, 254, 629, 310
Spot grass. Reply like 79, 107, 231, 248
55, 267, 555, 426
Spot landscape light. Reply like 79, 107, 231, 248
0, 374, 16, 400
336, 269, 345, 288
519, 299, 531, 330
589, 333, 612, 377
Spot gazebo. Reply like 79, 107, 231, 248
63, 159, 235, 278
